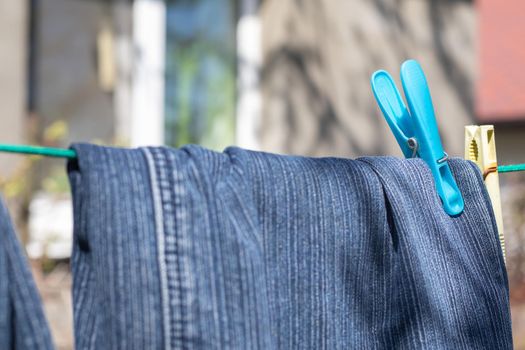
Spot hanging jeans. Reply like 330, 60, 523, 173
0, 198, 54, 349
67, 144, 512, 349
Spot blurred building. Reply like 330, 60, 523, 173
477, 0, 525, 164
26, 0, 240, 151
1, 0, 523, 163
0, 1, 27, 177
260, 0, 525, 164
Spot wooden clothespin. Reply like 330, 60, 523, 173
465, 125, 505, 260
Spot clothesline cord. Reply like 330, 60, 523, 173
498, 164, 525, 173
0, 144, 524, 173
0, 144, 77, 159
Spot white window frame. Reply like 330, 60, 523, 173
236, 0, 262, 150
131, 0, 166, 147
129, 0, 262, 149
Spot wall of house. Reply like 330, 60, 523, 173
0, 1, 27, 178
259, 0, 477, 158
35, 0, 117, 144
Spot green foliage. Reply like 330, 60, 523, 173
164, 0, 236, 150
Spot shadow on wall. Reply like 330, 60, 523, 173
262, 47, 376, 156
260, 0, 475, 158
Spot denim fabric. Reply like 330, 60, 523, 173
0, 198, 54, 349
68, 143, 512, 349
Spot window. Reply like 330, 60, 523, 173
164, 0, 236, 150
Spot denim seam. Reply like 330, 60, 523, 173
148, 147, 194, 349
143, 148, 171, 350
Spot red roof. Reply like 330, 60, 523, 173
477, 0, 525, 121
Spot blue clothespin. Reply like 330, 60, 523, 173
371, 59, 464, 216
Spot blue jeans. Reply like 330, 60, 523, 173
0, 198, 54, 349
68, 144, 512, 349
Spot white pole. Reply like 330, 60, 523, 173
131, 0, 166, 147
236, 0, 262, 150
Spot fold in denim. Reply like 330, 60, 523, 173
0, 198, 54, 349
68, 143, 512, 349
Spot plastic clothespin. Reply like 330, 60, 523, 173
371, 59, 464, 216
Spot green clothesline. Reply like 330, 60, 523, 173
0, 144, 77, 159
498, 164, 525, 173
0, 143, 524, 173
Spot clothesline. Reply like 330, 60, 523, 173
0, 143, 524, 173
498, 164, 525, 173
0, 144, 76, 159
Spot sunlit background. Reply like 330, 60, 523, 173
0, 0, 524, 349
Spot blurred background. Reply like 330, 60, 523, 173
0, 0, 524, 348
